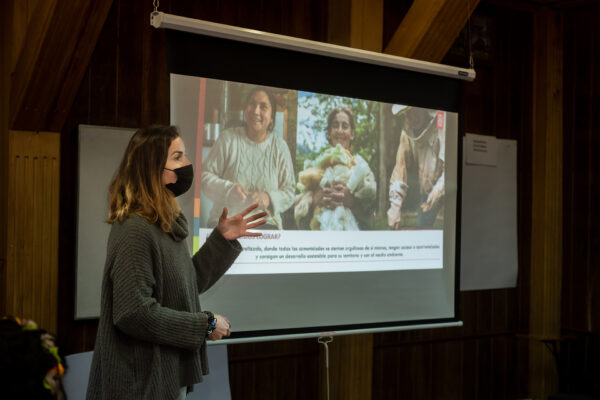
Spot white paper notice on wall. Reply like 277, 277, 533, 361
460, 135, 518, 291
465, 133, 498, 166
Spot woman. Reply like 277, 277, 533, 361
295, 107, 377, 230
201, 87, 295, 229
86, 125, 265, 400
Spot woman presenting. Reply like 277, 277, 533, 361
201, 87, 295, 230
86, 125, 265, 400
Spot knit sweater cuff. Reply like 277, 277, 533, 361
209, 228, 242, 252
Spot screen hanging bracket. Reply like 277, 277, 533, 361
150, 11, 476, 81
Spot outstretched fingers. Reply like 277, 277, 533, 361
247, 219, 266, 231
239, 203, 259, 217
245, 210, 267, 231
220, 207, 229, 220
245, 211, 267, 222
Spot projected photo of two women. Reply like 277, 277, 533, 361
189, 77, 456, 276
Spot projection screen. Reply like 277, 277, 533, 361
158, 14, 471, 342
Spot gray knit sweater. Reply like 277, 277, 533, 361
86, 214, 241, 400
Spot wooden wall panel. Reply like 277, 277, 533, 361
560, 4, 600, 395
0, 1, 12, 316
430, 340, 464, 398
140, 0, 170, 127
586, 9, 600, 336
1, 0, 43, 319
372, 2, 534, 398
318, 334, 373, 400
557, 333, 600, 394
227, 338, 319, 399
529, 6, 563, 398
563, 3, 600, 334
9, 0, 113, 131
374, 334, 519, 400
87, 1, 119, 127
6, 131, 60, 333
117, 0, 144, 128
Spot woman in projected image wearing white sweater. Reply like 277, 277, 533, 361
86, 125, 265, 400
201, 86, 295, 230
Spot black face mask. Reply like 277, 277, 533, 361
165, 164, 194, 197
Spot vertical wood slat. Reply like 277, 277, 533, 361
560, 3, 577, 331
562, 4, 600, 335
88, 0, 119, 128
2, 0, 41, 318
7, 131, 60, 333
327, 0, 352, 47
227, 338, 319, 399
115, 0, 143, 128
140, 0, 169, 126
320, 333, 373, 400
0, 7, 8, 316
349, 0, 383, 52
588, 6, 600, 335
327, 0, 384, 51
529, 6, 563, 399
431, 340, 463, 399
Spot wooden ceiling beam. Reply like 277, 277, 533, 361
384, 0, 480, 63
349, 0, 384, 52
9, 0, 113, 132
328, 0, 383, 51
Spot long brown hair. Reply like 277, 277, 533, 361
107, 125, 181, 232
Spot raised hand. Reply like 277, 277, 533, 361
217, 203, 267, 240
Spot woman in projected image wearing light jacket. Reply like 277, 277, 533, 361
201, 87, 295, 230
86, 125, 266, 400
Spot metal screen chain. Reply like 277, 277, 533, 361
467, 0, 475, 69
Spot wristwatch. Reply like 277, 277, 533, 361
204, 311, 217, 337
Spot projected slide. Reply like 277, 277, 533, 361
74, 29, 462, 328
186, 77, 456, 274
